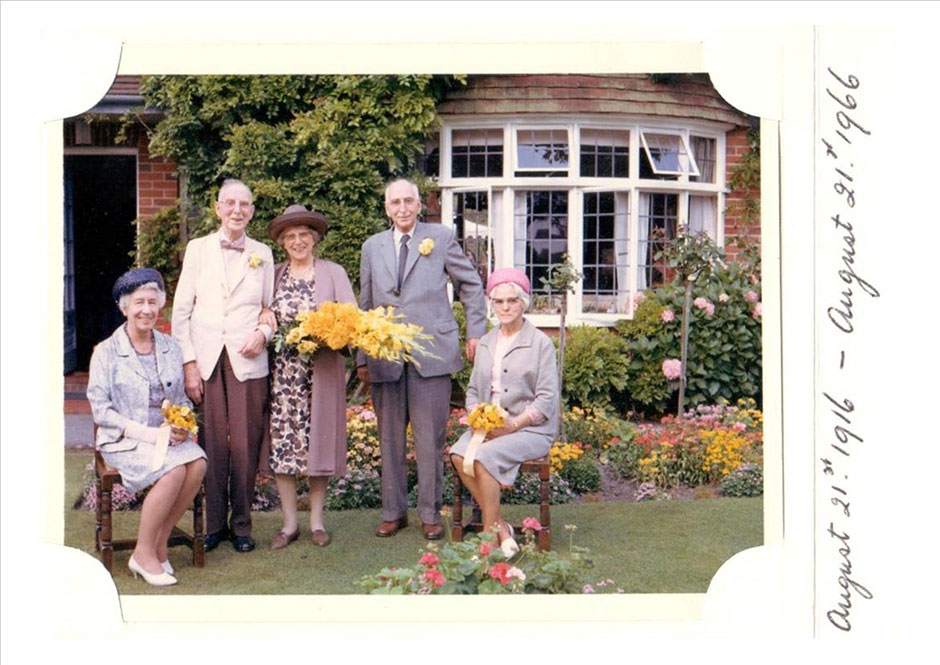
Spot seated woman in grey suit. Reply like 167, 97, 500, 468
449, 268, 558, 558
87, 268, 207, 587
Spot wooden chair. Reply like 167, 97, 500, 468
451, 456, 551, 551
93, 434, 206, 573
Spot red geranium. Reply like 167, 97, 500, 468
488, 562, 512, 585
424, 568, 445, 588
419, 552, 440, 567
478, 542, 494, 556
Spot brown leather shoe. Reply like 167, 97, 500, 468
422, 522, 444, 540
375, 517, 408, 537
269, 530, 299, 550
311, 530, 332, 547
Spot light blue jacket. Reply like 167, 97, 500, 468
465, 319, 559, 440
87, 326, 192, 452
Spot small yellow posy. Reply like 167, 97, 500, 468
248, 251, 262, 268
418, 238, 434, 256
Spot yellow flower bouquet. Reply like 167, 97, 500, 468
275, 302, 435, 365
462, 402, 509, 477
160, 400, 198, 436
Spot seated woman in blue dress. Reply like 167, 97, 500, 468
87, 268, 207, 587
449, 268, 558, 558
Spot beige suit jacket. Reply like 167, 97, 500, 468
172, 229, 274, 382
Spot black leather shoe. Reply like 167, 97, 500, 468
204, 529, 228, 553
231, 534, 256, 553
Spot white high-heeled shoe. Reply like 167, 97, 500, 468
499, 523, 520, 559
129, 556, 177, 587
161, 560, 174, 575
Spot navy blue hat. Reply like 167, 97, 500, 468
112, 267, 165, 303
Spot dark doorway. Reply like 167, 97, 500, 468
64, 154, 137, 372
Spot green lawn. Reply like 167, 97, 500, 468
63, 451, 762, 595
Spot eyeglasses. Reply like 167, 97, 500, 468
219, 199, 253, 210
492, 297, 522, 308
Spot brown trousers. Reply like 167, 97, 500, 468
201, 349, 268, 537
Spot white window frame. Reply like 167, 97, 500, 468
438, 116, 729, 326
639, 128, 700, 178
512, 125, 572, 176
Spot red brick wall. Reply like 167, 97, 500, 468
723, 126, 760, 262
136, 132, 179, 218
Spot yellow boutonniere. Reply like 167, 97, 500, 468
248, 251, 262, 268
418, 238, 434, 256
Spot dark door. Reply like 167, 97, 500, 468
64, 154, 137, 371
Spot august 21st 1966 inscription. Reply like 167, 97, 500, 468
819, 66, 878, 633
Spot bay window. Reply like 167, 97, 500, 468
438, 118, 727, 324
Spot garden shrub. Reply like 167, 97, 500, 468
603, 439, 645, 481
719, 463, 763, 497
558, 456, 602, 494
613, 259, 763, 418
502, 473, 575, 505
130, 205, 184, 302
561, 325, 630, 409
562, 406, 631, 451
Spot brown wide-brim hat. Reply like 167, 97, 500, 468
268, 204, 329, 242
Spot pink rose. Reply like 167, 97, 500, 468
522, 517, 542, 532
752, 302, 762, 319
662, 358, 683, 381
693, 297, 708, 309
704, 302, 715, 316
633, 291, 647, 308
744, 290, 759, 303
660, 308, 675, 323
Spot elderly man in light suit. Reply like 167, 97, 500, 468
172, 179, 274, 553
358, 178, 487, 540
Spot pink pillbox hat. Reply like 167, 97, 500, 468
486, 267, 531, 296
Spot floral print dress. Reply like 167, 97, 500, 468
269, 268, 317, 475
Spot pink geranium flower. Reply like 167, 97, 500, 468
419, 552, 440, 567
743, 290, 759, 303
582, 584, 596, 594
660, 308, 675, 323
424, 568, 445, 588
522, 517, 543, 532
508, 566, 526, 581
662, 358, 682, 381
478, 542, 494, 556
488, 562, 512, 585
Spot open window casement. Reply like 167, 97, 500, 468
639, 129, 700, 177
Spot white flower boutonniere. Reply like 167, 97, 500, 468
248, 251, 262, 269
418, 238, 434, 257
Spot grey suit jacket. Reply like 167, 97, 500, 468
358, 222, 487, 381
465, 319, 559, 440
87, 326, 192, 452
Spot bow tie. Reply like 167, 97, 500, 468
220, 236, 246, 252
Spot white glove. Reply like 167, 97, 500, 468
123, 421, 171, 470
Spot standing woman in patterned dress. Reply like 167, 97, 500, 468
262, 205, 356, 548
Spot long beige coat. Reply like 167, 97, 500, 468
260, 259, 355, 477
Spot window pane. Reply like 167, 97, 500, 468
453, 191, 491, 284
514, 190, 568, 313
579, 129, 629, 178
582, 191, 630, 314
516, 129, 569, 173
640, 131, 697, 179
690, 136, 716, 183
451, 129, 503, 178
638, 192, 679, 289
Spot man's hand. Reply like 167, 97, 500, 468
183, 361, 204, 405
239, 329, 267, 358
357, 365, 370, 386
258, 307, 277, 330
465, 338, 479, 363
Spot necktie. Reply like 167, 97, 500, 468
397, 235, 410, 292
220, 236, 245, 252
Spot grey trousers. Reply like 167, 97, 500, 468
372, 364, 451, 524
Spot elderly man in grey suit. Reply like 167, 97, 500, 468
358, 178, 487, 539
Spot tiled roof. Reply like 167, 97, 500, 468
437, 74, 750, 126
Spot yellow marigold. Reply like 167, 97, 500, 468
467, 403, 506, 432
